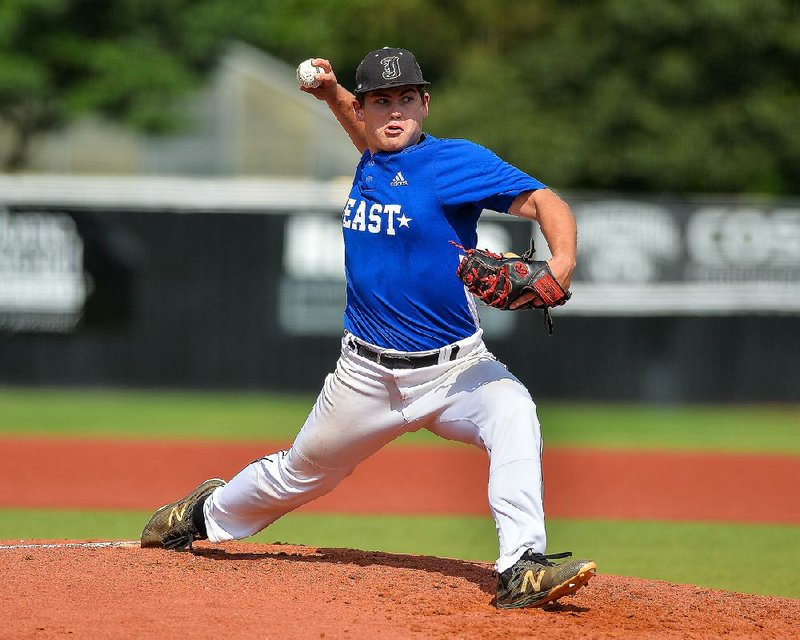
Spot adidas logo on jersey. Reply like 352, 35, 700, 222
389, 171, 408, 186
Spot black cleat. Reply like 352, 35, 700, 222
140, 478, 225, 550
496, 550, 596, 609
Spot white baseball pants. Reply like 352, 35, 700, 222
203, 329, 545, 572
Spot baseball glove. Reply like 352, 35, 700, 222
452, 239, 571, 334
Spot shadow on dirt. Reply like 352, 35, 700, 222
192, 542, 592, 612
193, 544, 498, 597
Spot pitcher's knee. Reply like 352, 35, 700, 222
271, 448, 353, 508
479, 382, 541, 455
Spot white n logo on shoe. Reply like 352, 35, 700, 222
168, 503, 189, 526
521, 569, 545, 593
389, 171, 408, 186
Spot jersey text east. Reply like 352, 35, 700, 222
342, 199, 412, 236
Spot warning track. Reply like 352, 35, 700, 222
1, 436, 799, 524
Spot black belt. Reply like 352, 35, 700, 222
351, 341, 460, 370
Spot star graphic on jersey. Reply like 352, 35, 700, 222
397, 213, 412, 228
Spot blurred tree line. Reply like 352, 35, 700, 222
1, 0, 798, 194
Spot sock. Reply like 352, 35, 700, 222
192, 496, 210, 539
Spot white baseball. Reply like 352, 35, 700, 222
297, 59, 323, 88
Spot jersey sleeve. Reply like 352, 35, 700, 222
433, 139, 547, 213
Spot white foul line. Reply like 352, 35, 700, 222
0, 540, 139, 550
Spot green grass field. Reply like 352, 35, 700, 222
2, 387, 799, 453
1, 387, 799, 599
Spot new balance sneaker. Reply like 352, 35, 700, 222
496, 550, 596, 609
140, 478, 225, 550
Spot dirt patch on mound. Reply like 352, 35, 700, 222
2, 541, 796, 640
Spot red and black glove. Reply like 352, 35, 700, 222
453, 240, 571, 333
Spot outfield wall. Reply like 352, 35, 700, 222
1, 176, 798, 402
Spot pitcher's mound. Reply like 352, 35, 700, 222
3, 541, 797, 639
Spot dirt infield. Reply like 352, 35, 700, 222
2, 541, 798, 640
3, 436, 800, 523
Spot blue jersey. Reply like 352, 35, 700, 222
342, 134, 546, 351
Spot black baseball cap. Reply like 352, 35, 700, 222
354, 47, 430, 97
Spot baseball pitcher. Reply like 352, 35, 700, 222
141, 47, 596, 609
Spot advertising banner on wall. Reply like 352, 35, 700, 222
0, 208, 91, 332
2, 176, 799, 337
545, 198, 800, 315
277, 198, 800, 339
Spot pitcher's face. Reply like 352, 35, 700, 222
355, 86, 429, 153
